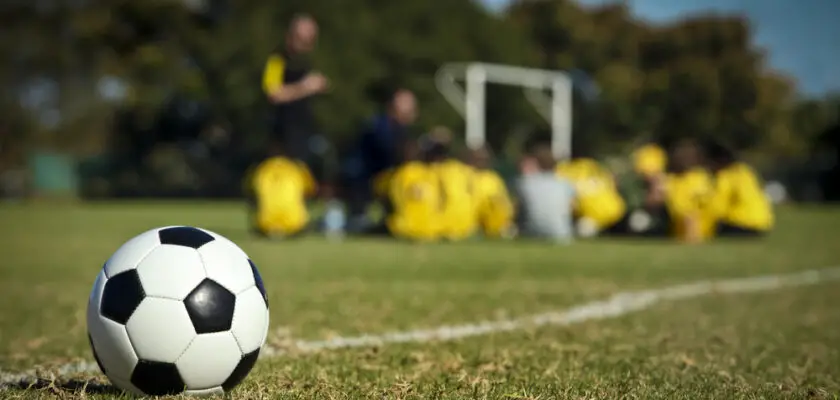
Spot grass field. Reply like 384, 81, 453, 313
1, 202, 839, 399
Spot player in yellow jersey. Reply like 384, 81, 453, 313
468, 146, 515, 238
706, 142, 773, 237
427, 143, 480, 241
556, 155, 629, 237
383, 141, 441, 241
663, 139, 716, 243
246, 149, 317, 238
633, 143, 668, 179
632, 141, 669, 236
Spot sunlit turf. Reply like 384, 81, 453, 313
0, 202, 838, 399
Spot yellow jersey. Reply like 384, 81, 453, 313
472, 169, 514, 238
556, 158, 626, 230
708, 163, 773, 231
433, 160, 480, 241
386, 162, 441, 241
248, 157, 316, 236
664, 168, 715, 241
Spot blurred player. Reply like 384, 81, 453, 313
555, 140, 628, 238
262, 14, 328, 167
633, 141, 668, 206
706, 142, 773, 237
427, 141, 480, 241
663, 138, 715, 243
344, 88, 417, 233
632, 141, 669, 235
468, 146, 515, 239
245, 145, 317, 238
516, 136, 576, 242
382, 140, 441, 241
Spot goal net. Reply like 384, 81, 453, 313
435, 62, 573, 158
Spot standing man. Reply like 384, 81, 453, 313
261, 13, 328, 166
248, 14, 327, 238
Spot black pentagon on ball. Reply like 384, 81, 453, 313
248, 260, 268, 307
184, 279, 236, 334
222, 348, 260, 392
158, 226, 215, 249
100, 269, 145, 324
131, 360, 185, 396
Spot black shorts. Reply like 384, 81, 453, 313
267, 127, 328, 182
600, 213, 632, 236
716, 223, 765, 238
639, 206, 672, 238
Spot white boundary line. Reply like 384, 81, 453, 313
2, 267, 839, 386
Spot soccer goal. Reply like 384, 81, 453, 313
435, 62, 573, 158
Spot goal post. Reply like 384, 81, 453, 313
435, 62, 573, 158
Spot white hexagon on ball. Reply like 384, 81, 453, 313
137, 245, 207, 300
87, 226, 269, 397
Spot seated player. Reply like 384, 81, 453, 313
343, 88, 417, 233
706, 142, 773, 237
663, 138, 716, 243
633, 142, 668, 182
468, 146, 515, 239
383, 141, 441, 241
246, 148, 317, 238
516, 136, 576, 242
555, 145, 628, 237
427, 142, 480, 241
632, 142, 669, 236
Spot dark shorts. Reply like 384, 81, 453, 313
600, 213, 632, 236
639, 206, 672, 238
716, 223, 765, 238
268, 123, 329, 182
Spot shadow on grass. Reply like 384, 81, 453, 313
3, 378, 124, 396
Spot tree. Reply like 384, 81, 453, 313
506, 1, 801, 160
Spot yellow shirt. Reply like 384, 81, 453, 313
262, 54, 285, 96
665, 168, 715, 240
556, 158, 626, 229
387, 162, 441, 241
708, 163, 773, 231
473, 169, 514, 238
249, 157, 315, 235
433, 160, 480, 241
633, 144, 667, 178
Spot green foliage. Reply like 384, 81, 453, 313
2, 0, 838, 163
508, 1, 817, 160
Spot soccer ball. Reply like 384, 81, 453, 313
87, 226, 269, 396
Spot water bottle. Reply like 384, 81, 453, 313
323, 200, 346, 241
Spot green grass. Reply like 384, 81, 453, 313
1, 202, 839, 399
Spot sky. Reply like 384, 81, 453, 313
481, 0, 840, 96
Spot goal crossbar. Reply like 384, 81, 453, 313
435, 62, 573, 158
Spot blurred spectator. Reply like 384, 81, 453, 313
245, 152, 317, 238
343, 88, 417, 231
557, 139, 629, 238
705, 141, 773, 237
378, 139, 441, 241
261, 13, 328, 168
515, 136, 575, 243
468, 146, 515, 238
663, 138, 715, 243
631, 141, 669, 236
427, 140, 477, 241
